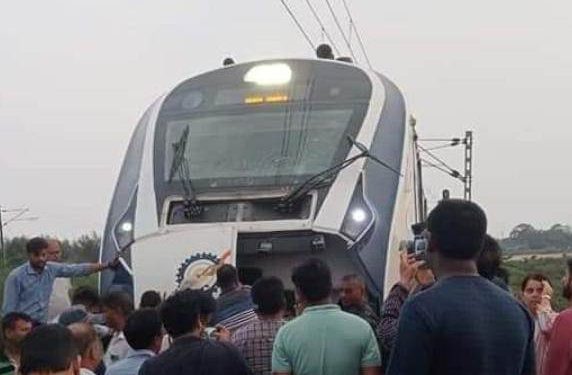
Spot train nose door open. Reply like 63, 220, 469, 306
130, 226, 237, 301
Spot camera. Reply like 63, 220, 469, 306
405, 223, 428, 260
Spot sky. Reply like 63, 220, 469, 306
1, 0, 571, 239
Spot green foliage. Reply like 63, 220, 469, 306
71, 273, 99, 291
505, 257, 568, 312
503, 223, 572, 253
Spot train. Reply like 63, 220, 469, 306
99, 52, 426, 308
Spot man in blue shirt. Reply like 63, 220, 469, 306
2, 237, 117, 323
105, 309, 163, 375
386, 200, 535, 375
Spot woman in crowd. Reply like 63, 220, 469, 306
521, 273, 558, 375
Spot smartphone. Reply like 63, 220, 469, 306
406, 235, 428, 260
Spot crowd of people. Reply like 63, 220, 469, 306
1, 199, 572, 374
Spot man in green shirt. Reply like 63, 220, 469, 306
272, 259, 381, 375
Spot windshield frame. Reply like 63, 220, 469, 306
153, 59, 373, 214
159, 101, 368, 194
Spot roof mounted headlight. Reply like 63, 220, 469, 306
244, 63, 292, 86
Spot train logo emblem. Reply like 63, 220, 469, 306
176, 252, 219, 292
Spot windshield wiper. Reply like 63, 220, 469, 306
168, 126, 203, 218
275, 135, 402, 212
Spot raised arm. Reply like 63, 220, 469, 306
378, 283, 409, 351
52, 257, 118, 278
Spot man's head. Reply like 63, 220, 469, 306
139, 290, 162, 309
2, 312, 33, 342
1, 312, 33, 362
196, 290, 216, 327
291, 258, 333, 305
26, 237, 50, 272
339, 274, 366, 308
216, 264, 239, 292
58, 306, 89, 327
251, 276, 286, 317
19, 324, 80, 375
71, 287, 101, 314
563, 258, 572, 301
101, 292, 134, 332
68, 323, 103, 372
426, 199, 487, 263
46, 239, 62, 263
521, 273, 551, 314
124, 309, 164, 354
476, 235, 502, 280
160, 289, 207, 339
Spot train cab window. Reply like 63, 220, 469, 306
154, 59, 372, 215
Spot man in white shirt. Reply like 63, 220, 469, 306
46, 239, 72, 322
105, 309, 163, 375
68, 322, 104, 375
102, 292, 133, 367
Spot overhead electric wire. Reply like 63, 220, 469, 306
279, 0, 316, 51
421, 159, 464, 181
323, 0, 358, 62
341, 0, 373, 69
303, 0, 341, 55
417, 144, 460, 176
419, 138, 462, 142
424, 143, 462, 152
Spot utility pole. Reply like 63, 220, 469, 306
417, 129, 475, 201
463, 131, 473, 201
0, 207, 38, 267
0, 206, 4, 266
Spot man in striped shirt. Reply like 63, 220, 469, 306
211, 265, 256, 333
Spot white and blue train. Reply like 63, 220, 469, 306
99, 56, 426, 307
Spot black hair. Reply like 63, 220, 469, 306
216, 264, 239, 290
477, 235, 502, 280
197, 290, 216, 317
341, 274, 365, 284
160, 289, 208, 338
426, 199, 487, 260
291, 258, 332, 303
71, 286, 101, 309
101, 292, 134, 317
521, 273, 551, 292
1, 312, 33, 335
124, 309, 162, 350
19, 324, 78, 375
252, 276, 286, 315
26, 237, 49, 255
567, 258, 572, 275
139, 290, 162, 309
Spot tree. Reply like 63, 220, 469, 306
509, 223, 536, 240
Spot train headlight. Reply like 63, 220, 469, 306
351, 208, 368, 223
341, 179, 374, 241
244, 63, 292, 86
113, 189, 137, 250
119, 221, 133, 233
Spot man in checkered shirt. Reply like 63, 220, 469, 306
231, 277, 286, 375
